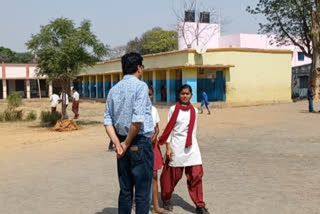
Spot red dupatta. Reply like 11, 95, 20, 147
158, 102, 196, 148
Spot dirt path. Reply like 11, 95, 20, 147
0, 100, 320, 214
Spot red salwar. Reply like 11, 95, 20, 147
160, 162, 206, 208
51, 107, 56, 113
72, 101, 79, 119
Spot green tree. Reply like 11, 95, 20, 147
247, 0, 320, 93
126, 27, 178, 55
26, 17, 108, 119
12, 52, 34, 63
0, 46, 34, 63
0, 46, 15, 63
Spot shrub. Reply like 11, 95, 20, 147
3, 109, 24, 121
7, 92, 23, 110
0, 113, 3, 122
26, 111, 37, 121
40, 111, 61, 126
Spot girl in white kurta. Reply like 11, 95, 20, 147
159, 84, 210, 214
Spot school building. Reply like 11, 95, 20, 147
76, 48, 292, 106
0, 63, 52, 99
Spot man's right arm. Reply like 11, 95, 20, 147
104, 125, 123, 157
104, 97, 123, 157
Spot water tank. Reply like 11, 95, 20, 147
184, 10, 195, 22
200, 12, 210, 23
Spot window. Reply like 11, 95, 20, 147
298, 52, 305, 61
299, 76, 308, 89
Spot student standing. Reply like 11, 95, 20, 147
71, 88, 80, 119
49, 92, 59, 113
159, 84, 210, 214
308, 84, 315, 113
148, 85, 169, 214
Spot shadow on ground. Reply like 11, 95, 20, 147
76, 120, 102, 126
171, 193, 195, 212
95, 207, 117, 214
299, 110, 320, 114
94, 193, 194, 214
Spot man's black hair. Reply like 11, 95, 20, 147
178, 84, 192, 94
121, 52, 143, 75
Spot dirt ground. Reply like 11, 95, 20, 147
0, 100, 320, 214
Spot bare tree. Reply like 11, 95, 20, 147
173, 0, 220, 49
108, 45, 126, 59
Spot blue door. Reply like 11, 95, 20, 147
212, 71, 226, 101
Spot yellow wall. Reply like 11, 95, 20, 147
192, 51, 292, 105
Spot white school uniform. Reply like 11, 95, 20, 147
49, 94, 60, 107
151, 106, 160, 128
167, 105, 202, 167
72, 91, 79, 101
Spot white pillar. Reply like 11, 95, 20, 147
70, 80, 73, 91
166, 70, 170, 104
82, 77, 84, 97
2, 79, 7, 99
96, 75, 98, 99
48, 81, 53, 97
26, 79, 31, 99
111, 74, 114, 87
103, 75, 106, 98
152, 70, 156, 102
89, 76, 91, 98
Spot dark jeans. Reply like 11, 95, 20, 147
308, 99, 314, 112
200, 102, 210, 113
117, 135, 154, 214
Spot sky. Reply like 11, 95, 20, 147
0, 0, 262, 52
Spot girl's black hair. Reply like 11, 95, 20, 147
178, 84, 192, 94
148, 85, 154, 93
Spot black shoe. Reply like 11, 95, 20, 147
196, 207, 210, 214
163, 201, 173, 211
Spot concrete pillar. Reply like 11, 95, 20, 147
111, 74, 114, 87
96, 75, 98, 98
89, 76, 91, 98
82, 76, 84, 97
103, 75, 106, 98
182, 68, 197, 103
26, 79, 31, 99
2, 79, 7, 99
48, 81, 53, 97
152, 70, 157, 102
166, 70, 176, 103
70, 80, 73, 92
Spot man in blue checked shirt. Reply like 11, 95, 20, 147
104, 52, 154, 214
